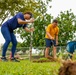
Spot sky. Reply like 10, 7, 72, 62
47, 0, 76, 18
0, 0, 76, 44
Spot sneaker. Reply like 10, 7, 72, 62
11, 58, 20, 62
1, 57, 8, 62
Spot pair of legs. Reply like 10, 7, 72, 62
45, 46, 57, 58
45, 39, 57, 58
1, 26, 17, 58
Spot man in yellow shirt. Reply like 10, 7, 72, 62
45, 19, 59, 59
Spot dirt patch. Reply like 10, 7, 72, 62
59, 60, 76, 75
32, 57, 57, 63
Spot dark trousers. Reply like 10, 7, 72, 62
1, 26, 17, 58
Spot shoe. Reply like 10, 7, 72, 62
11, 58, 20, 62
1, 57, 8, 62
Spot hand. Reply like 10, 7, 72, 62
29, 18, 34, 23
30, 27, 35, 32
50, 37, 54, 40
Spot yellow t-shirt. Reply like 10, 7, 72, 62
45, 24, 59, 39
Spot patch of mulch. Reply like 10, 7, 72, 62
59, 60, 76, 75
32, 57, 58, 63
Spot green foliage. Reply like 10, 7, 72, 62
0, 0, 52, 25
18, 14, 53, 47
0, 0, 53, 47
57, 50, 69, 60
14, 0, 52, 47
0, 0, 25, 25
1, 0, 76, 47
15, 10, 76, 47
72, 50, 76, 60
57, 10, 76, 45
0, 60, 60, 75
33, 14, 53, 47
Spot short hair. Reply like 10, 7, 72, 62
53, 19, 58, 23
24, 12, 33, 18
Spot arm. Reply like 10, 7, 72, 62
55, 28, 59, 45
56, 35, 58, 45
46, 25, 54, 40
24, 27, 34, 32
46, 31, 54, 40
17, 18, 34, 24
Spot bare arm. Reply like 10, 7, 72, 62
17, 18, 34, 24
46, 31, 54, 40
24, 27, 34, 32
56, 35, 58, 45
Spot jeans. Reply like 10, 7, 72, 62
1, 26, 17, 58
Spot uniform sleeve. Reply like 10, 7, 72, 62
22, 24, 27, 29
46, 24, 51, 32
16, 12, 23, 19
16, 13, 21, 19
56, 27, 59, 35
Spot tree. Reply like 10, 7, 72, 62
0, 0, 52, 25
57, 10, 76, 45
0, 0, 52, 47
0, 0, 25, 25
16, 0, 52, 47
18, 14, 53, 47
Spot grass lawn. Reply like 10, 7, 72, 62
0, 60, 61, 75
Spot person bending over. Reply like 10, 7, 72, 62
1, 12, 34, 62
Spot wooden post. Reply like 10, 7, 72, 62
29, 32, 33, 61
29, 23, 34, 61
